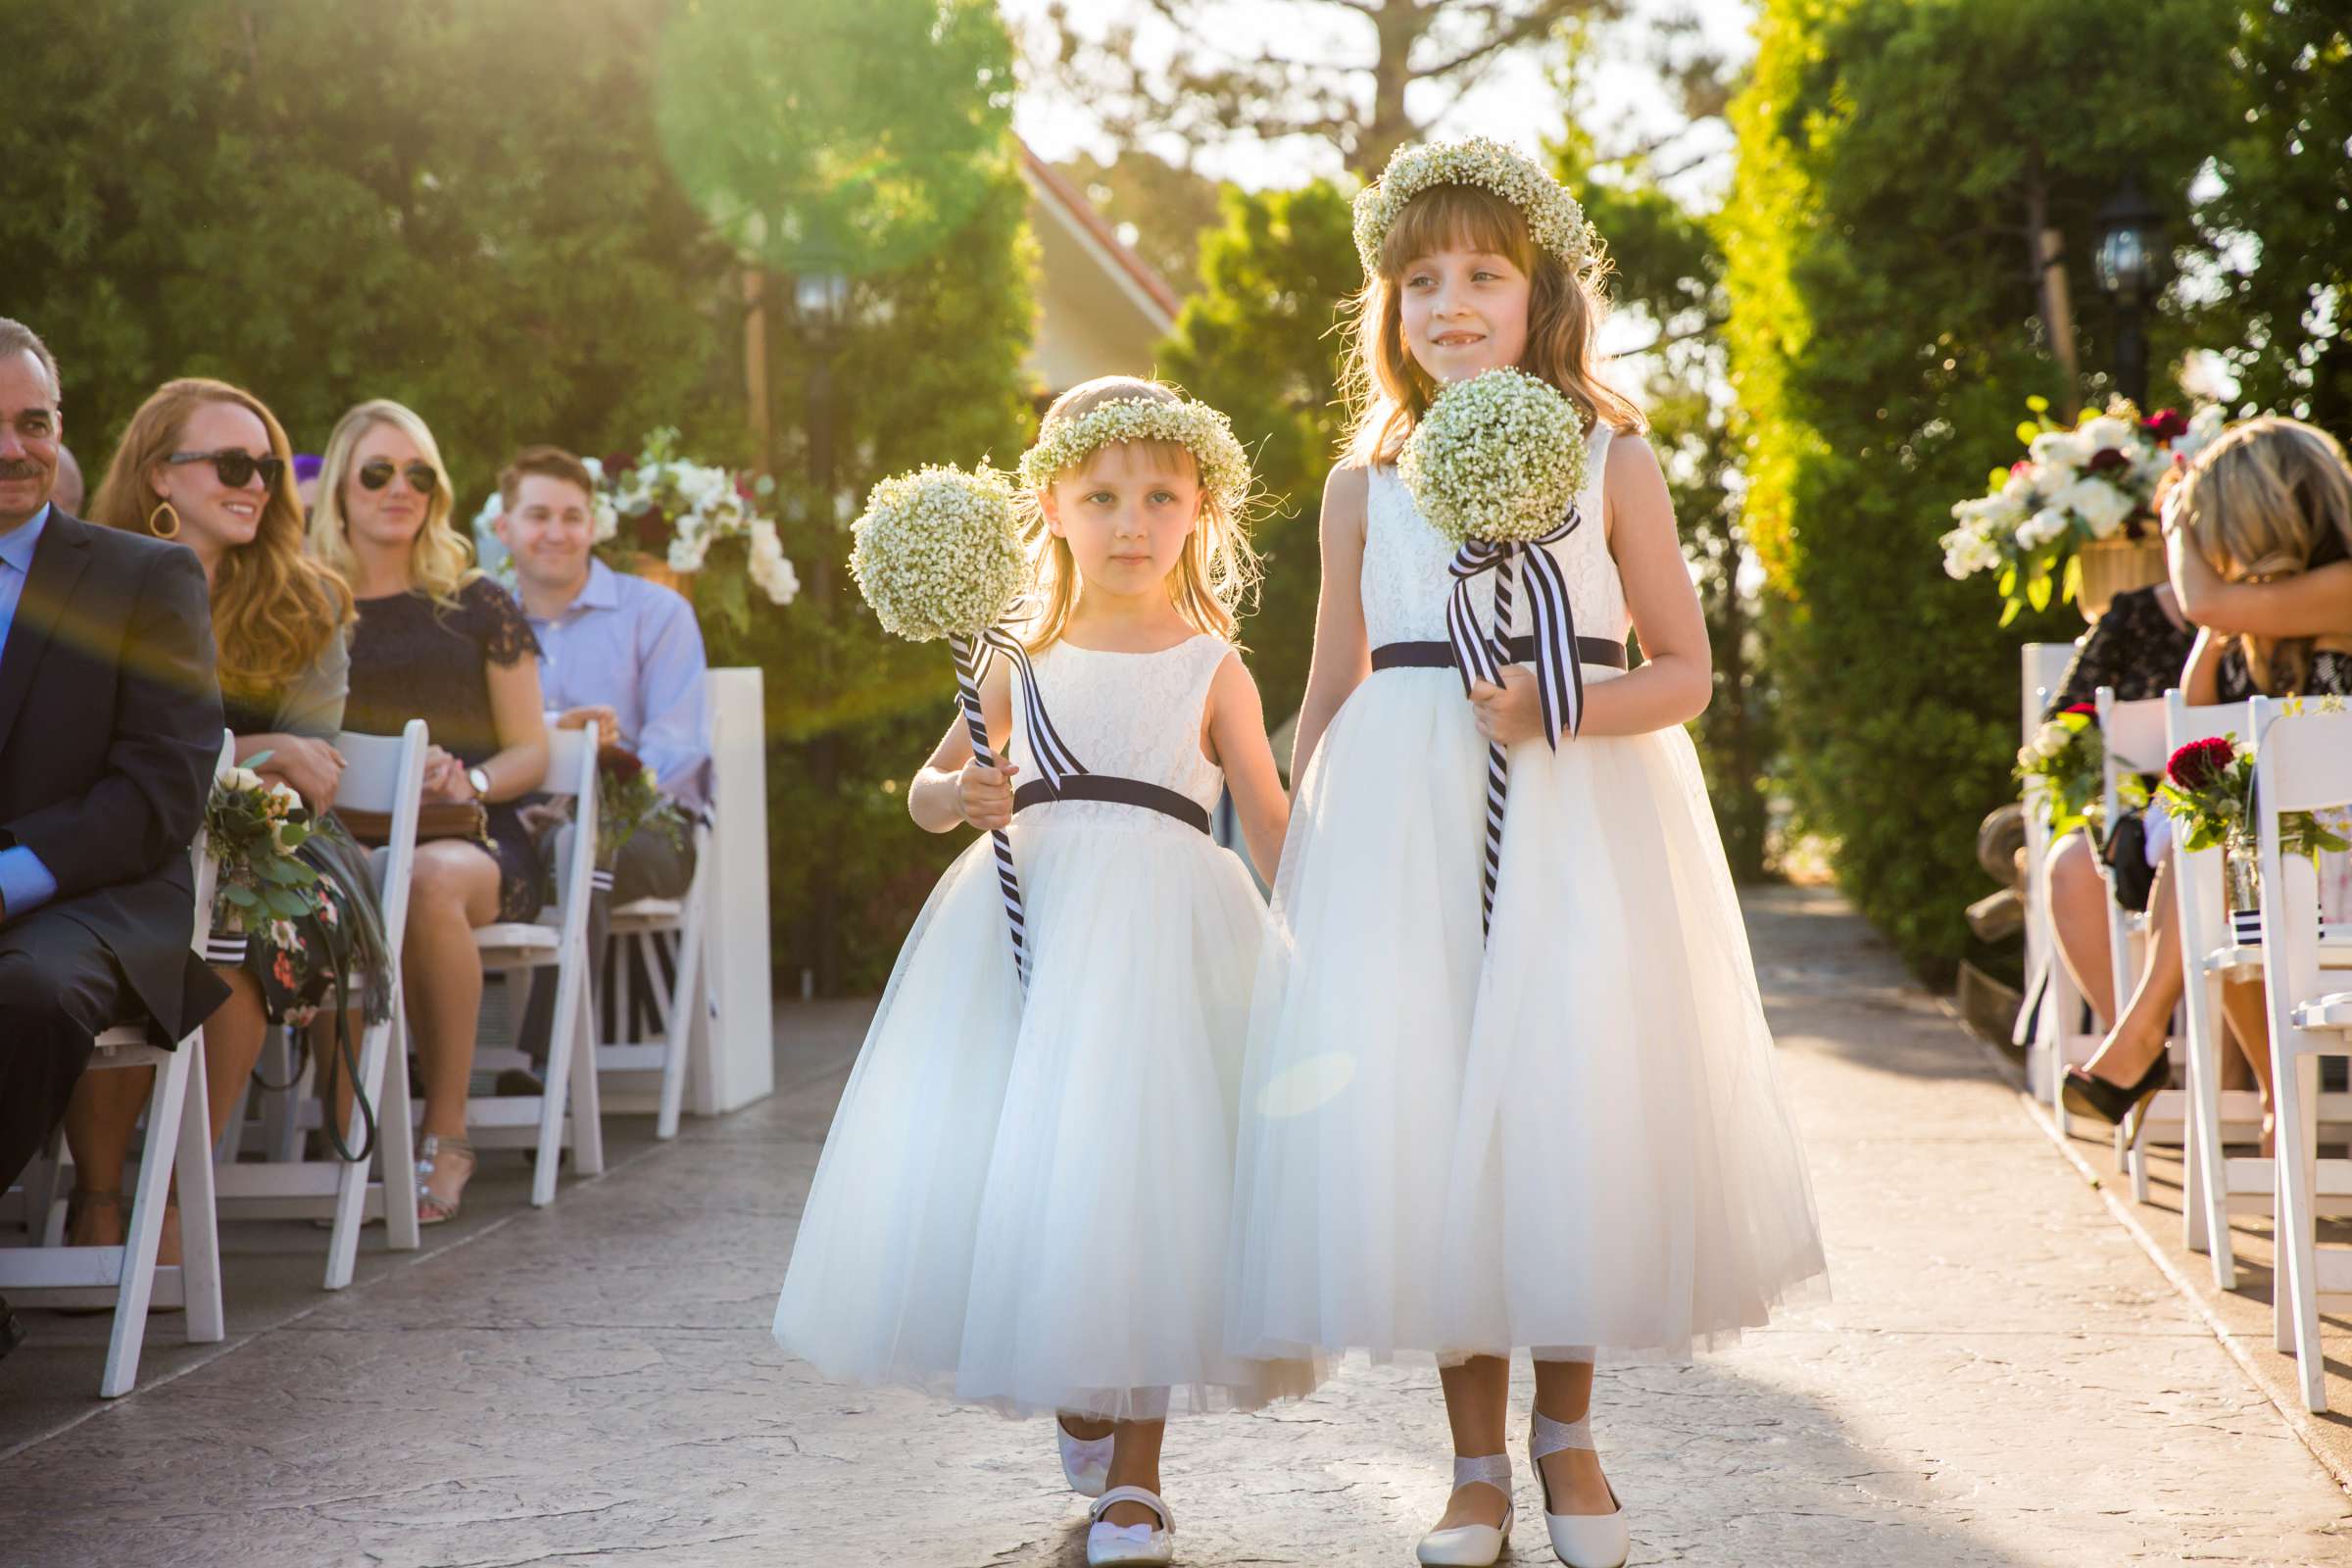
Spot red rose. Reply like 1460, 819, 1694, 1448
2142, 409, 2189, 442
2087, 448, 2130, 473
2167, 736, 2235, 791
598, 744, 646, 778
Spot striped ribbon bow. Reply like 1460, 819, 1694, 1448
945, 624, 1091, 991
1444, 502, 1584, 937
1444, 501, 1588, 750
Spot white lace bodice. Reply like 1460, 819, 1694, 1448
1360, 421, 1626, 649
1007, 634, 1231, 828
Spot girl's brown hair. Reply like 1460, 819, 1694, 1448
89, 377, 354, 707
1019, 376, 1259, 651
1343, 182, 1643, 467
2175, 416, 2352, 695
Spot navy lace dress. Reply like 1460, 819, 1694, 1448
344, 578, 545, 921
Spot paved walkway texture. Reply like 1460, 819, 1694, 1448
5, 885, 2350, 1565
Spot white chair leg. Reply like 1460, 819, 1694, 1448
174, 1052, 224, 1344
325, 1010, 388, 1290
381, 1003, 420, 1253
2276, 1050, 2328, 1407
100, 1041, 194, 1398
570, 975, 605, 1178
533, 958, 582, 1208
656, 918, 706, 1142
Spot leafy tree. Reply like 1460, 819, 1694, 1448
2200, 8, 2351, 428
1051, 149, 1226, 296
1722, 0, 2234, 978
1032, 0, 1618, 173
1157, 180, 1358, 729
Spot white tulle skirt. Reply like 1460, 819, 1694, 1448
1227, 666, 1827, 1364
774, 812, 1320, 1421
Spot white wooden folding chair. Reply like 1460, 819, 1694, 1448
2172, 693, 2352, 1291
209, 721, 428, 1289
0, 732, 231, 1396
2019, 644, 2093, 1114
467, 724, 604, 1205
2251, 697, 2352, 1410
598, 813, 714, 1141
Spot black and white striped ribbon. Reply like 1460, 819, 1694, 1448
971, 625, 1087, 794
949, 631, 1033, 990
1446, 504, 1586, 936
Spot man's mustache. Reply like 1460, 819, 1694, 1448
0, 461, 43, 479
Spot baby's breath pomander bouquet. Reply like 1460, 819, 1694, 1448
1397, 368, 1591, 545
848, 464, 1027, 644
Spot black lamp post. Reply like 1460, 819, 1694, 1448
785, 261, 853, 994
2093, 173, 2165, 409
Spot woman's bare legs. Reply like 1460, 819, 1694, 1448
61, 964, 269, 1263
2047, 832, 2119, 1028
1100, 1413, 1166, 1529
402, 840, 500, 1210
2080, 852, 2184, 1087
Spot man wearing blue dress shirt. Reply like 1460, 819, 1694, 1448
493, 447, 710, 1068
0, 320, 227, 1356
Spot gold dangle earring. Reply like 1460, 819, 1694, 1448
147, 500, 182, 539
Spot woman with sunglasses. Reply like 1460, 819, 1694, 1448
311, 398, 550, 1224
64, 378, 394, 1265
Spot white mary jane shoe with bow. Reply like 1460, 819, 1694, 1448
1530, 1410, 1629, 1568
1056, 1415, 1113, 1497
1414, 1452, 1514, 1566
1086, 1485, 1174, 1566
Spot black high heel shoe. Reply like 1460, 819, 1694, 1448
2060, 1053, 2171, 1126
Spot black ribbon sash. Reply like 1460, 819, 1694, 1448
1372, 634, 1626, 673
1012, 775, 1212, 836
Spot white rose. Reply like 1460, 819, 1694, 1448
2055, 475, 2133, 539
2031, 429, 2089, 467
2017, 508, 2071, 550
2001, 468, 2038, 504
2079, 416, 2133, 455
222, 765, 267, 793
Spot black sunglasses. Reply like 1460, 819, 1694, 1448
359, 459, 439, 495
167, 449, 285, 490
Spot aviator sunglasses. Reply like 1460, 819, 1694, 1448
358, 458, 439, 495
167, 449, 286, 490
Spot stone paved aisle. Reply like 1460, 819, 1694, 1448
5, 886, 2350, 1566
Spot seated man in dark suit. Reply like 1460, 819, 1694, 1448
0, 318, 228, 1358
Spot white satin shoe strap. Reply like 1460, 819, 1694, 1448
1451, 1451, 1515, 1496
1531, 1409, 1595, 1457
1091, 1485, 1172, 1531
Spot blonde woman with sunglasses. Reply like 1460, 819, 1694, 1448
311, 399, 550, 1224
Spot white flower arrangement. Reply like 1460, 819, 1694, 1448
604, 428, 792, 601
1016, 397, 1252, 518
1352, 135, 1596, 277
1939, 398, 2225, 622
849, 463, 1028, 643
1396, 368, 1591, 546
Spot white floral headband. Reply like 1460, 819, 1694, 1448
1017, 397, 1251, 518
1351, 135, 1596, 278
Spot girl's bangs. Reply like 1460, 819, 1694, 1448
1378, 184, 1535, 277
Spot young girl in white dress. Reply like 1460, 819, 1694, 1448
1225, 140, 1827, 1568
774, 376, 1310, 1568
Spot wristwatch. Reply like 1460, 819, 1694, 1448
466, 765, 492, 801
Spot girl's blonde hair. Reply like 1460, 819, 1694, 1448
88, 377, 354, 705
1019, 376, 1259, 650
1344, 181, 1643, 466
2176, 415, 2352, 695
308, 398, 472, 606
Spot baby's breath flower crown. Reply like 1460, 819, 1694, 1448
848, 463, 1029, 643
1397, 368, 1591, 546
1015, 397, 1252, 519
1352, 135, 1596, 278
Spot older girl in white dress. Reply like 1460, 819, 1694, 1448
1226, 140, 1826, 1568
774, 377, 1312, 1567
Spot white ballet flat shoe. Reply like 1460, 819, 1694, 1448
1531, 1409, 1629, 1568
1056, 1415, 1113, 1497
1414, 1452, 1514, 1567
1087, 1485, 1174, 1566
